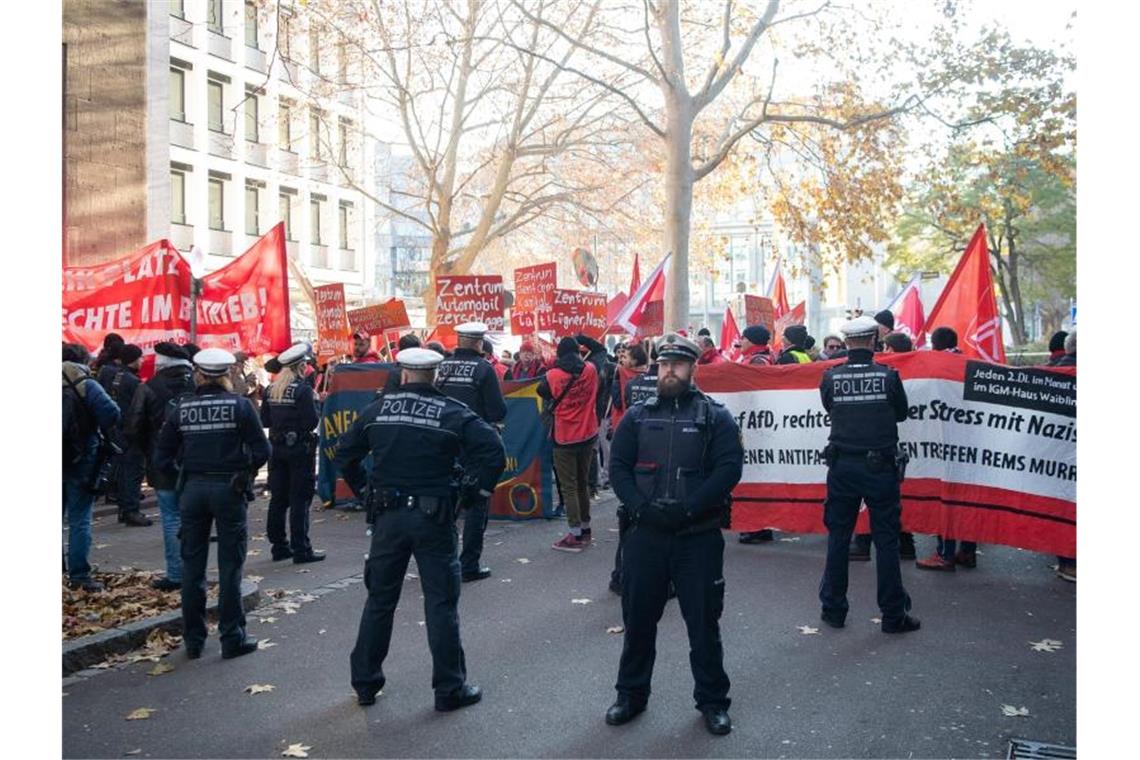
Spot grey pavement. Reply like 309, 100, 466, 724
63, 491, 1075, 759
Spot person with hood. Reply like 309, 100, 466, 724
94, 333, 125, 387
108, 344, 153, 527
696, 336, 726, 365
63, 343, 122, 592
506, 340, 546, 380
125, 342, 196, 590
775, 325, 813, 364
538, 337, 599, 553
737, 325, 774, 365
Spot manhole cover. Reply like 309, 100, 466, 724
1007, 738, 1076, 759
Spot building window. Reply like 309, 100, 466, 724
309, 109, 322, 160
310, 25, 321, 74
278, 100, 291, 149
169, 68, 185, 121
208, 79, 224, 132
338, 121, 348, 167
171, 1, 185, 20
281, 14, 292, 58
337, 39, 348, 83
339, 204, 352, 250
245, 185, 259, 235
244, 93, 258, 142
208, 178, 225, 230
171, 171, 186, 224
207, 0, 223, 34
310, 199, 322, 245
280, 193, 294, 239
244, 1, 258, 48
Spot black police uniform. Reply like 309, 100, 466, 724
154, 384, 270, 657
260, 378, 321, 560
609, 364, 659, 590
434, 347, 507, 576
818, 346, 918, 632
608, 382, 743, 722
334, 383, 505, 704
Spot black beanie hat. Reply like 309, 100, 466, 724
103, 333, 125, 349
783, 324, 809, 348
118, 344, 143, 365
1048, 330, 1068, 353
154, 342, 187, 360
183, 343, 201, 359
742, 325, 770, 346
557, 336, 580, 357
874, 309, 895, 330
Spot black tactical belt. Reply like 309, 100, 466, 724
379, 493, 452, 512
185, 471, 240, 480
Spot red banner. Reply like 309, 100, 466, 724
512, 262, 556, 334
347, 298, 410, 337
743, 294, 775, 334
435, 275, 504, 331
548, 289, 608, 338
62, 224, 291, 356
315, 284, 351, 359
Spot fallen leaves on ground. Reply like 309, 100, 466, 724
281, 743, 312, 758
246, 575, 264, 584
336, 513, 351, 521
245, 684, 275, 695
125, 750, 142, 756
294, 594, 317, 603
64, 572, 215, 640
500, 579, 512, 583
258, 639, 278, 650
516, 558, 530, 564
256, 616, 279, 624
296, 569, 311, 574
147, 662, 174, 676
94, 543, 111, 549
571, 598, 592, 605
312, 518, 325, 524
281, 603, 300, 615
318, 629, 326, 635
1001, 704, 1030, 717
247, 549, 262, 557
778, 537, 801, 543
250, 534, 267, 542
1029, 638, 1063, 652
125, 708, 156, 721
870, 618, 882, 624
797, 625, 820, 635
606, 625, 624, 634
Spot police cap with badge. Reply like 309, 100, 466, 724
656, 333, 701, 362
194, 348, 237, 376
840, 315, 881, 340
278, 341, 312, 367
455, 321, 488, 340
398, 347, 445, 371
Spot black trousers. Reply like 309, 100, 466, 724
616, 525, 730, 711
611, 511, 630, 586
117, 443, 146, 515
459, 495, 488, 574
350, 506, 466, 697
180, 477, 248, 650
266, 444, 315, 554
819, 454, 910, 623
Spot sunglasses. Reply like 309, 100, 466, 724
825, 344, 843, 351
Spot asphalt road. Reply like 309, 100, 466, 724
63, 492, 1075, 759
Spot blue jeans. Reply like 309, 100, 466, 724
157, 489, 182, 582
938, 536, 977, 561
63, 470, 96, 582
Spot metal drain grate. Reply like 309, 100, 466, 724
1007, 738, 1077, 759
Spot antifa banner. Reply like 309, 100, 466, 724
435, 275, 505, 331
512, 262, 557, 334
62, 223, 292, 355
695, 352, 1076, 556
315, 283, 351, 359
548, 289, 608, 338
317, 366, 554, 520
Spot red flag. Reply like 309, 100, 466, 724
923, 224, 1006, 363
604, 292, 629, 335
720, 304, 742, 361
768, 257, 791, 317
888, 275, 927, 348
773, 301, 806, 350
613, 253, 670, 336
629, 253, 641, 298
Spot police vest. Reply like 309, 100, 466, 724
631, 390, 720, 509
174, 390, 255, 474
436, 349, 493, 419
823, 358, 902, 452
624, 369, 658, 408
263, 380, 316, 435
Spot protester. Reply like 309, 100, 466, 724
1055, 330, 1075, 367
738, 325, 774, 365
929, 326, 962, 353
125, 342, 195, 590
63, 343, 121, 592
398, 333, 422, 352
505, 340, 546, 380
873, 309, 895, 349
425, 340, 449, 358
352, 330, 382, 362
94, 333, 125, 385
697, 335, 726, 365
483, 338, 508, 381
538, 337, 599, 553
103, 344, 153, 527
575, 334, 614, 498
776, 325, 813, 364
819, 334, 847, 360
882, 332, 914, 354
1053, 330, 1076, 582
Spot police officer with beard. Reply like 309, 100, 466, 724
434, 322, 507, 582
155, 348, 270, 659
335, 348, 506, 711
817, 315, 920, 634
260, 342, 325, 564
606, 333, 743, 736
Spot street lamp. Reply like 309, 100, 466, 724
188, 245, 207, 343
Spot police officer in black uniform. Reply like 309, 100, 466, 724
818, 315, 920, 634
335, 348, 506, 710
260, 341, 325, 564
154, 348, 270, 659
433, 321, 507, 582
607, 333, 743, 736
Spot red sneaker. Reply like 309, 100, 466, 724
552, 533, 585, 553
915, 554, 956, 572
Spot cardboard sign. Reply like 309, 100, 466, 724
435, 275, 504, 331
548, 289, 608, 338
512, 262, 556, 334
347, 298, 410, 337
743, 294, 775, 333
314, 283, 351, 358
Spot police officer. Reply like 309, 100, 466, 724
434, 321, 507, 582
607, 333, 744, 736
817, 315, 920, 634
335, 348, 506, 711
154, 348, 270, 659
260, 342, 325, 563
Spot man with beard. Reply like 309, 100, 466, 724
605, 333, 744, 736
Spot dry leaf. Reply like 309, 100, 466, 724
1029, 638, 1063, 652
147, 662, 174, 677
1001, 704, 1030, 717
125, 750, 142, 756
294, 594, 317, 603
247, 549, 262, 557
779, 537, 801, 543
500, 578, 512, 583
95, 543, 111, 549
336, 513, 351, 521
282, 743, 312, 758
606, 625, 624, 634
797, 625, 820, 635
245, 684, 275, 695
516, 558, 530, 564
405, 573, 419, 580
318, 629, 327, 635
312, 518, 325, 524
257, 616, 279, 624
870, 618, 882, 624
125, 707, 156, 720
571, 598, 592, 605
246, 575, 264, 583
250, 534, 267, 542
258, 639, 277, 650
296, 569, 311, 574
281, 603, 300, 615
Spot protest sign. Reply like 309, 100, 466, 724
314, 283, 351, 359
512, 262, 556, 334
435, 275, 504, 331
548, 289, 608, 338
347, 298, 410, 337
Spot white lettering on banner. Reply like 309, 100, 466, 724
709, 376, 1076, 503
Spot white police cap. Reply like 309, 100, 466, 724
193, 347, 237, 376
455, 321, 488, 338
840, 315, 880, 339
397, 347, 444, 370
278, 341, 312, 366
656, 332, 701, 362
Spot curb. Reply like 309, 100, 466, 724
62, 579, 260, 677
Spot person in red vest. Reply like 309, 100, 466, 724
696, 336, 726, 365
352, 330, 382, 363
737, 325, 774, 365
506, 341, 546, 381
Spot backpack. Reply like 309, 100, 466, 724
62, 373, 95, 468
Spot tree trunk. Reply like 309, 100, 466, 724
663, 104, 694, 331
1002, 202, 1028, 344
424, 229, 452, 325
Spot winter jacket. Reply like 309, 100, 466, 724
125, 363, 195, 489
537, 353, 599, 447
63, 361, 121, 477
505, 359, 547, 381
738, 345, 774, 365
697, 348, 727, 365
